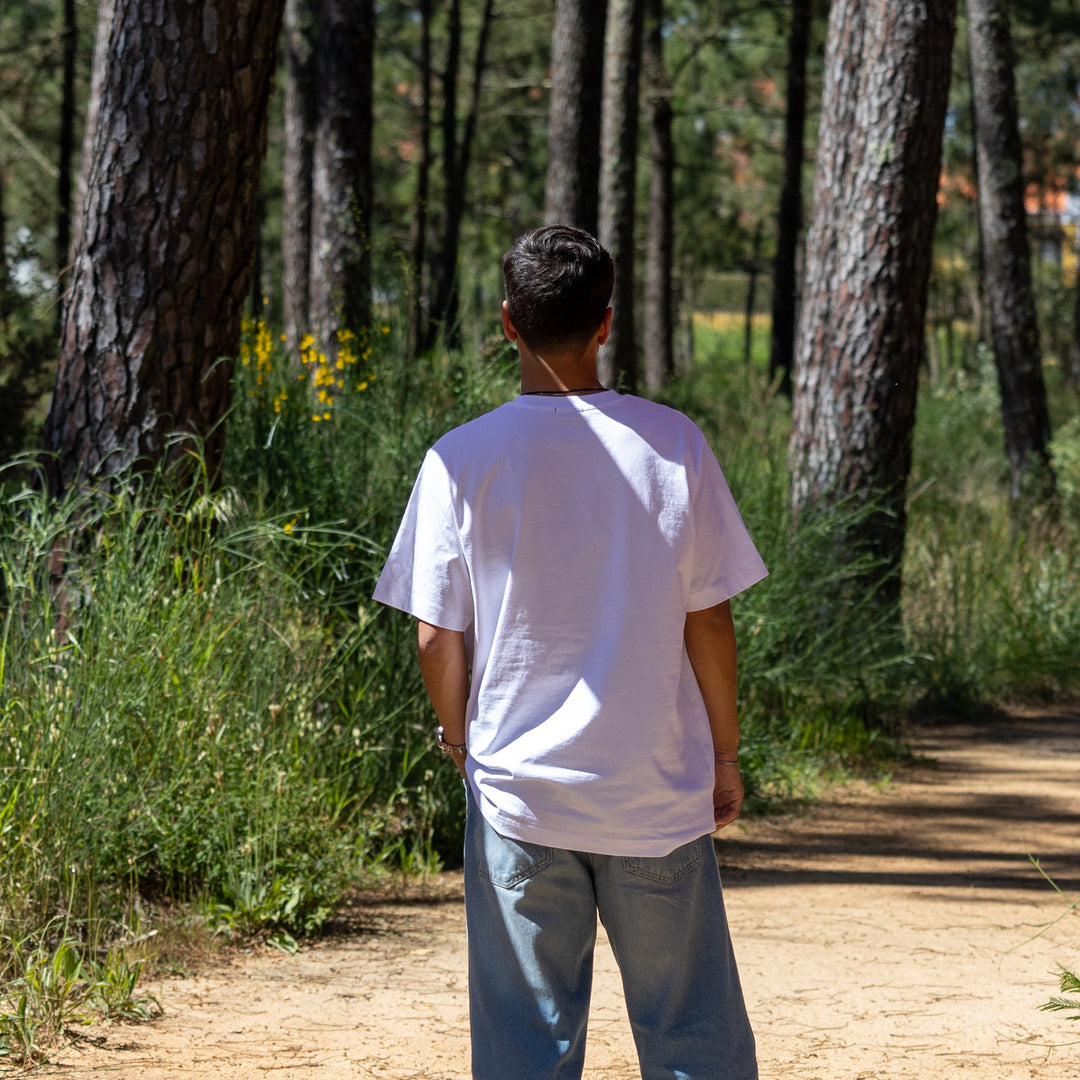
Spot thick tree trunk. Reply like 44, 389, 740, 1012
309, 0, 375, 352
598, 0, 645, 393
56, 0, 77, 305
768, 0, 811, 397
424, 0, 496, 352
968, 0, 1054, 503
790, 0, 956, 603
43, 0, 285, 494
643, 0, 674, 394
544, 0, 608, 235
408, 0, 434, 362
282, 0, 319, 353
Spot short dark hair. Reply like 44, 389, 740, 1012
501, 226, 614, 351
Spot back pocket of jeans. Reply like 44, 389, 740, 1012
622, 841, 703, 885
472, 821, 554, 889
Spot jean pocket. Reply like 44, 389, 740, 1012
472, 822, 554, 889
622, 840, 704, 885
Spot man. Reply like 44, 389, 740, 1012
374, 225, 766, 1079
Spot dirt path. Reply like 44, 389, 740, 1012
38, 706, 1080, 1079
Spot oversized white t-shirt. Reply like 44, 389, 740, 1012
374, 390, 767, 856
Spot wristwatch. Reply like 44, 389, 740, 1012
436, 726, 468, 756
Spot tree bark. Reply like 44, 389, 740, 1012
56, 0, 77, 306
407, 0, 434, 362
282, 0, 320, 353
789, 0, 956, 603
545, 0, 608, 235
968, 0, 1054, 503
309, 0, 375, 352
744, 219, 763, 370
598, 0, 645, 393
768, 0, 811, 398
43, 0, 285, 494
424, 0, 496, 352
1069, 270, 1080, 388
643, 0, 674, 394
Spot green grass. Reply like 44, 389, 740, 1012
3, 313, 1080, 1057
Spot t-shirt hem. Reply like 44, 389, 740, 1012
371, 581, 472, 632
482, 802, 717, 858
688, 560, 769, 611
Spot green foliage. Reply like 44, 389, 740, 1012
1041, 966, 1080, 1022
905, 351, 1080, 705
3, 312, 1080, 1012
1050, 414, 1080, 530
0, 276, 56, 466
0, 928, 159, 1063
0, 449, 428, 952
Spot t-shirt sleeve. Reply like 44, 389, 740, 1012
372, 449, 474, 631
687, 439, 768, 611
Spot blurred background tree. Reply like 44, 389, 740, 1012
0, 0, 1073, 541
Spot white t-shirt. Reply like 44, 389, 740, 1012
374, 391, 767, 856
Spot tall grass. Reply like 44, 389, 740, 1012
904, 347, 1080, 704
3, 314, 1080, 1056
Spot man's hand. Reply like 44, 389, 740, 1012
713, 759, 744, 829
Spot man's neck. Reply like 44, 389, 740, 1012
518, 345, 603, 396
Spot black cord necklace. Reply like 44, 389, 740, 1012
521, 386, 607, 396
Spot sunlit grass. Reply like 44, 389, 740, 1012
3, 312, 1080, 1054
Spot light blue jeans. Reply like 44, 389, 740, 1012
464, 787, 757, 1080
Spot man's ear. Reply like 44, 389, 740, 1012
596, 306, 613, 347
501, 300, 519, 343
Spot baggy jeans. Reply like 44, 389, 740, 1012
464, 787, 758, 1080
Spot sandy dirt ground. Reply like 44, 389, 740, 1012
27, 705, 1080, 1079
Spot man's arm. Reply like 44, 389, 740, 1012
683, 600, 744, 828
417, 620, 470, 779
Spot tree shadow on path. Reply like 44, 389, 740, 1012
716, 705, 1080, 894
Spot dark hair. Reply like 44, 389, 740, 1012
501, 226, 614, 351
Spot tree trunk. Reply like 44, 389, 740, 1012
407, 0, 434, 362
309, 0, 375, 352
598, 0, 645, 393
643, 0, 674, 394
424, 0, 496, 352
545, 0, 608, 235
744, 219, 763, 370
789, 0, 956, 604
43, 0, 285, 494
282, 0, 319, 353
968, 0, 1054, 503
0, 161, 8, 302
768, 0, 811, 398
1069, 270, 1080, 388
56, 0, 77, 306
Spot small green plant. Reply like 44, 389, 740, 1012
0, 931, 158, 1062
1041, 966, 1080, 1022
0, 990, 43, 1065
86, 954, 160, 1020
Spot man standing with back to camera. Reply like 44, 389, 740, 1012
374, 225, 767, 1079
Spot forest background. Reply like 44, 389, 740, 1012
1, 0, 1080, 1061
